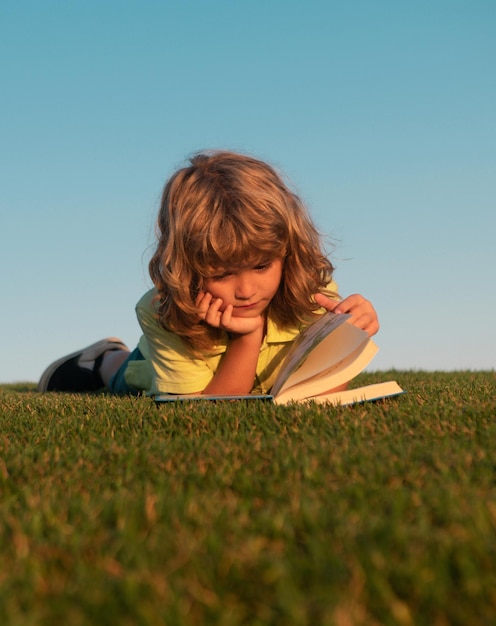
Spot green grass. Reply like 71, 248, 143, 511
1, 371, 495, 625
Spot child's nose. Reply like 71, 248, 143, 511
235, 273, 256, 299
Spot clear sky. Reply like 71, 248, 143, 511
1, 0, 495, 383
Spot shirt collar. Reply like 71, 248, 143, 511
265, 316, 302, 343
208, 315, 304, 355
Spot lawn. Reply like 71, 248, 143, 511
0, 370, 495, 625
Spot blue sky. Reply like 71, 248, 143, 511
1, 0, 495, 383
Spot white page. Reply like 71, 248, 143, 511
274, 338, 378, 403
273, 319, 370, 397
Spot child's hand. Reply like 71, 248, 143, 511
196, 292, 264, 335
314, 292, 380, 337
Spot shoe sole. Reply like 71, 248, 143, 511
37, 337, 128, 392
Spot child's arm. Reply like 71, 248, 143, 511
314, 292, 380, 337
202, 325, 264, 395
197, 292, 265, 395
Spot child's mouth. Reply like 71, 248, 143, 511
234, 302, 258, 310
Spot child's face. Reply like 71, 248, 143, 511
203, 258, 283, 318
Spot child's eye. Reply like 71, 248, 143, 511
255, 261, 272, 272
210, 271, 232, 281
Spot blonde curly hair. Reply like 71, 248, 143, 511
149, 150, 335, 350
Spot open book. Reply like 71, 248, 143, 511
155, 312, 404, 406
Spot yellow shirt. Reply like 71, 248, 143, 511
125, 285, 338, 395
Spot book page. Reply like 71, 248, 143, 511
274, 338, 378, 403
287, 381, 405, 406
272, 317, 371, 398
271, 313, 351, 397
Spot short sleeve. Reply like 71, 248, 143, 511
135, 289, 225, 394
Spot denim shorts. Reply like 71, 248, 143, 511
108, 347, 145, 395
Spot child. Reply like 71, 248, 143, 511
38, 151, 379, 396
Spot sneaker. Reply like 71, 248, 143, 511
38, 338, 129, 392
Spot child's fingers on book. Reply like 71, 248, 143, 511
348, 313, 380, 337
334, 293, 367, 313
314, 292, 340, 311
367, 319, 380, 336
338, 295, 378, 320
